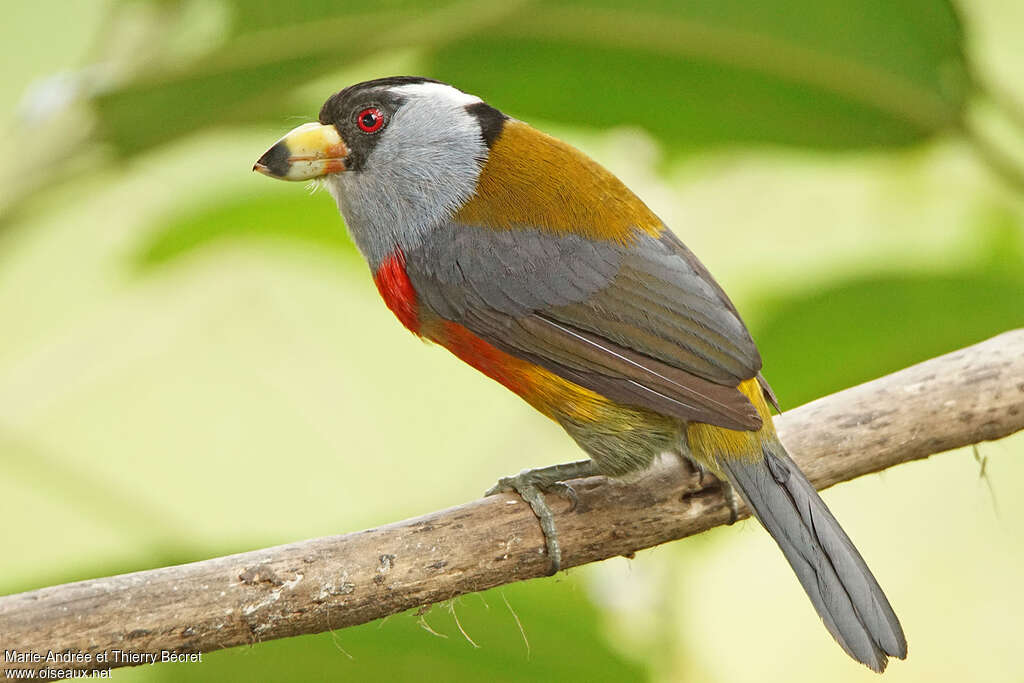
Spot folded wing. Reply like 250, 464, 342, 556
406, 223, 766, 430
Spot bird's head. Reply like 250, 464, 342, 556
254, 77, 507, 267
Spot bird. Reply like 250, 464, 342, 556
253, 76, 907, 672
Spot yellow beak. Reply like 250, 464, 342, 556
253, 122, 349, 181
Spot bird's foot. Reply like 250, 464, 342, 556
682, 458, 711, 488
486, 459, 599, 574
681, 458, 740, 524
718, 476, 741, 525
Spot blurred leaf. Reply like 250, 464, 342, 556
92, 0, 967, 156
93, 0, 518, 154
95, 55, 344, 153
429, 0, 967, 151
218, 0, 443, 36
134, 191, 358, 268
140, 578, 647, 682
753, 269, 1024, 408
974, 204, 1024, 276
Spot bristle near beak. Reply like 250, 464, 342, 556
253, 122, 349, 181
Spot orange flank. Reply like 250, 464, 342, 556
435, 321, 627, 426
455, 121, 664, 243
437, 321, 533, 397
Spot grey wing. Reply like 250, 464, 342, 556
406, 224, 766, 430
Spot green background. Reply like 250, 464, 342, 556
1, 1, 1022, 681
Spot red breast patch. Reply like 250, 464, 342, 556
373, 249, 420, 334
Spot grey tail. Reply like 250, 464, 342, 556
719, 438, 907, 672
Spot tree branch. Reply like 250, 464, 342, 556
2, 331, 1023, 674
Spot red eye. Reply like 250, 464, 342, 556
356, 107, 385, 133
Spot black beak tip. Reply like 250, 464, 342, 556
255, 141, 291, 177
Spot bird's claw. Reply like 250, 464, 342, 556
485, 461, 597, 574
487, 473, 563, 574
719, 478, 740, 524
682, 458, 739, 524
547, 481, 579, 512
485, 473, 526, 497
